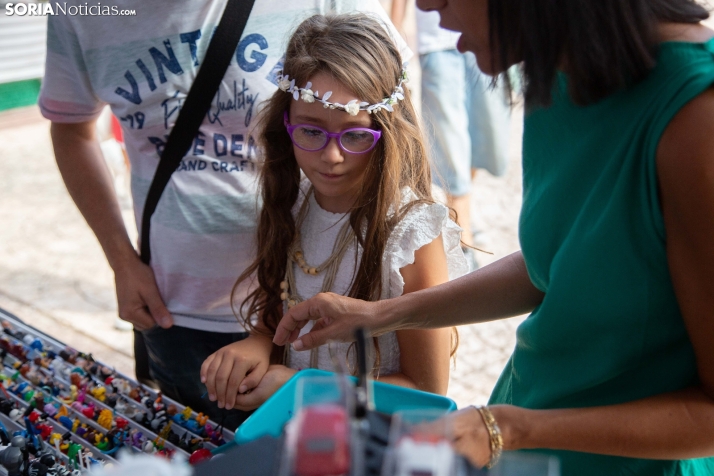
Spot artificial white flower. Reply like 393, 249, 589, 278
278, 76, 291, 91
277, 65, 408, 114
301, 89, 315, 103
344, 100, 360, 116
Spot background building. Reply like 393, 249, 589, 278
0, 7, 47, 112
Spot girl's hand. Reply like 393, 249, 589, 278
200, 334, 273, 410
231, 365, 297, 411
445, 406, 495, 469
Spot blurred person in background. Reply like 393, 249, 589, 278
391, 0, 510, 269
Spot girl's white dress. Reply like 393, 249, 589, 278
287, 182, 469, 375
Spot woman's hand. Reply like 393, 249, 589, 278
231, 365, 297, 411
273, 253, 544, 351
200, 334, 273, 410
445, 406, 493, 468
273, 292, 390, 350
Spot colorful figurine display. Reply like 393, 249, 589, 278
0, 317, 232, 473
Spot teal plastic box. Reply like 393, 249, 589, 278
235, 369, 457, 444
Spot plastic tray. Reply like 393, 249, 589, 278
235, 369, 457, 444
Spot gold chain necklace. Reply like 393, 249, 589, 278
281, 187, 356, 368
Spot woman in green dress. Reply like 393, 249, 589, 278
272, 0, 714, 474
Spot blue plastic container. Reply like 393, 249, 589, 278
235, 369, 457, 444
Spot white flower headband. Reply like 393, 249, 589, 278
276, 65, 409, 116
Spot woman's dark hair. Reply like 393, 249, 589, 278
489, 0, 710, 105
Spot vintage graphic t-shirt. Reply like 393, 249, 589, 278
40, 0, 408, 332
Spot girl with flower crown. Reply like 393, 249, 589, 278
199, 13, 468, 411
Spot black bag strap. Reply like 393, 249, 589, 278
140, 0, 256, 264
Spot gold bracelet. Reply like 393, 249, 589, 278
473, 405, 503, 469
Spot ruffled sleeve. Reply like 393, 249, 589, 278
383, 199, 469, 299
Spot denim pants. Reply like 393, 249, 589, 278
141, 325, 251, 431
420, 49, 511, 196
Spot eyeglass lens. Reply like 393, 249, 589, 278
292, 126, 376, 153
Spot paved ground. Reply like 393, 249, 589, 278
0, 102, 525, 409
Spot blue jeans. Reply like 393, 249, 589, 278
420, 50, 511, 196
141, 325, 251, 431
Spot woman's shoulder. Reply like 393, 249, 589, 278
658, 22, 714, 44
658, 87, 714, 187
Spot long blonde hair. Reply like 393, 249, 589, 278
233, 13, 457, 358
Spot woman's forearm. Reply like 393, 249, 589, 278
274, 252, 542, 350
499, 387, 714, 460
381, 251, 544, 332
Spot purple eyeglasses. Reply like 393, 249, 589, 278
284, 112, 382, 154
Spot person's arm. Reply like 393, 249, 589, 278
446, 87, 714, 468
220, 235, 454, 408
51, 121, 172, 330
200, 331, 275, 410
378, 234, 451, 395
273, 250, 543, 350
390, 0, 408, 33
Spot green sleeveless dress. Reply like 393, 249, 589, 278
489, 39, 714, 475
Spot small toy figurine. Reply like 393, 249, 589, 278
65, 442, 83, 465
48, 433, 62, 448
31, 393, 45, 410
151, 410, 168, 431
58, 349, 77, 365
18, 364, 30, 378
69, 374, 82, 388
195, 413, 208, 427
59, 385, 78, 405
113, 398, 129, 415
128, 388, 141, 402
142, 440, 156, 454
75, 424, 88, 440
113, 417, 128, 431
0, 442, 23, 476
188, 448, 212, 465
26, 411, 41, 424
82, 405, 95, 420
96, 409, 112, 430
108, 377, 131, 396
36, 423, 53, 440
58, 416, 74, 430
90, 387, 106, 402
104, 393, 118, 409
203, 423, 225, 446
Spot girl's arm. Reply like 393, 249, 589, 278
378, 234, 452, 395
200, 323, 274, 410
274, 250, 544, 350
449, 86, 714, 467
